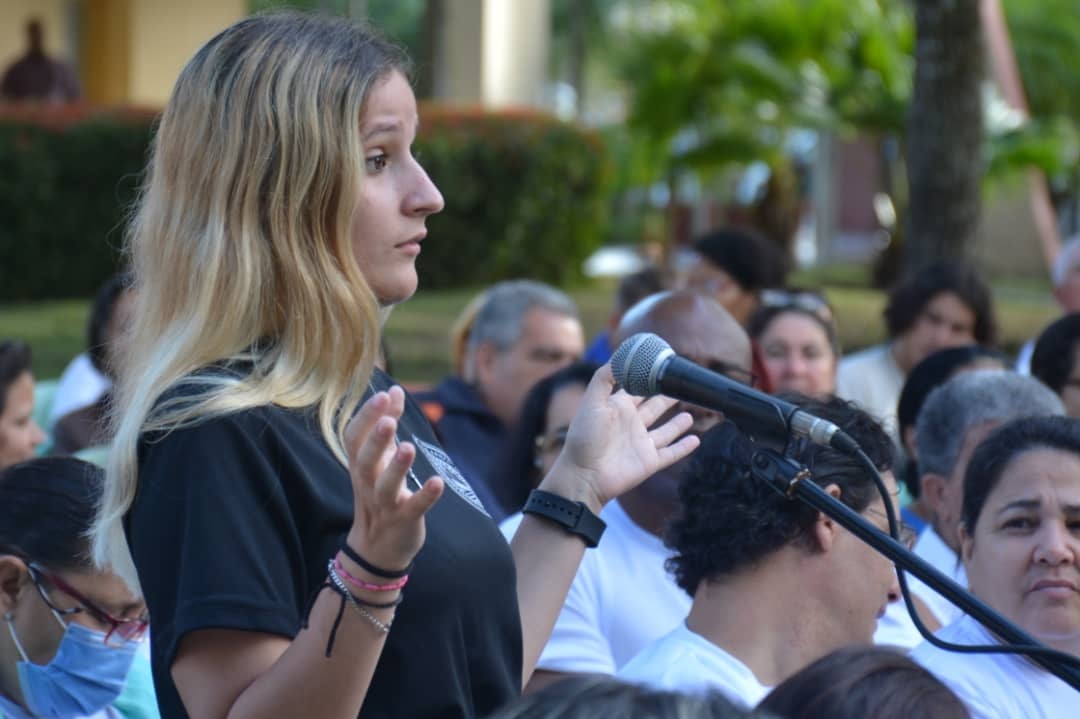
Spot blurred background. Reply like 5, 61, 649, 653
2, 0, 1078, 382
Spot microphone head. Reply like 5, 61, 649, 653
611, 332, 674, 396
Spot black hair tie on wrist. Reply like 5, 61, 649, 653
340, 542, 413, 579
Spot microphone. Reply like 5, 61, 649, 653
611, 332, 858, 453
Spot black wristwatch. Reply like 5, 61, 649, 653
522, 489, 607, 548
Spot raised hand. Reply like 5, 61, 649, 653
343, 385, 444, 572
541, 363, 699, 511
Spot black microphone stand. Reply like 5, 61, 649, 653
749, 446, 1080, 692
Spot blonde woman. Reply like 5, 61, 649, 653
89, 13, 697, 719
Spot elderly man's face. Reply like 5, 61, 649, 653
476, 308, 584, 428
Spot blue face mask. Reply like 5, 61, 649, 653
6, 614, 138, 719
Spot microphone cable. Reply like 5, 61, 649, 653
843, 445, 1080, 676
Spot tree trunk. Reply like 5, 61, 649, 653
568, 0, 588, 120
904, 0, 985, 272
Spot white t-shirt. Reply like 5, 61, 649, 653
874, 585, 926, 649
909, 526, 968, 627
500, 500, 691, 674
618, 623, 771, 708
912, 615, 1079, 718
835, 343, 905, 441
49, 352, 111, 425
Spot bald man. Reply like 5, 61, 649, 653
518, 290, 753, 691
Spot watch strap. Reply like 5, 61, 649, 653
522, 489, 606, 548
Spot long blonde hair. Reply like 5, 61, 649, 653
91, 13, 409, 588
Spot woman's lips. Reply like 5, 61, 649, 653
1029, 578, 1079, 599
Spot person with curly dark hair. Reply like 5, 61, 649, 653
836, 260, 997, 443
618, 397, 900, 708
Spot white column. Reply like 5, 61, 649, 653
436, 0, 550, 109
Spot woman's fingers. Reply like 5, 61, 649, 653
647, 409, 694, 448
345, 386, 407, 456
344, 390, 389, 456
352, 415, 398, 485
636, 394, 680, 427
405, 476, 445, 518
373, 441, 415, 506
656, 433, 700, 466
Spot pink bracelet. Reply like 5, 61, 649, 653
333, 555, 409, 592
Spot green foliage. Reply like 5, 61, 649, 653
414, 106, 611, 289
0, 111, 154, 301
992, 0, 1080, 185
248, 0, 427, 62
613, 0, 913, 180
0, 106, 609, 300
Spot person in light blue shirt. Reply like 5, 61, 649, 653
0, 457, 158, 719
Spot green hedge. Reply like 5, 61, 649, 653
0, 104, 610, 301
0, 107, 155, 301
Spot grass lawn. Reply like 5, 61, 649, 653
0, 273, 1060, 383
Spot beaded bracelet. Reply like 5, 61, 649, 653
333, 555, 409, 592
340, 542, 413, 579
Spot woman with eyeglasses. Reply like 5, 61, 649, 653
747, 292, 840, 399
499, 362, 601, 518
0, 457, 157, 719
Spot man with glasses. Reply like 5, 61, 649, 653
417, 280, 585, 521
523, 290, 754, 692
618, 397, 901, 708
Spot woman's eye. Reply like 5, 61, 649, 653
365, 154, 388, 173
1003, 517, 1036, 531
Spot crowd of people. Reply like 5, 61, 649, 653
1, 10, 1079, 719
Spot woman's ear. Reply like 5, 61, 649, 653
0, 556, 29, 614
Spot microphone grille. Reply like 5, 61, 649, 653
611, 332, 673, 396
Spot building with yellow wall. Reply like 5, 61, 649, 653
1, 0, 246, 107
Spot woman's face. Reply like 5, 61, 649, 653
757, 312, 837, 397
0, 560, 146, 707
351, 71, 444, 305
962, 448, 1080, 651
534, 383, 588, 477
0, 372, 45, 470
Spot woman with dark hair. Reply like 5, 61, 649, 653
49, 274, 134, 428
1030, 312, 1080, 418
499, 362, 600, 515
911, 415, 1080, 717
52, 275, 136, 459
747, 291, 839, 398
758, 646, 968, 719
836, 260, 997, 443
0, 341, 46, 470
0, 457, 156, 718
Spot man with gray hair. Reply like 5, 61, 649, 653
909, 369, 1064, 626
1017, 235, 1080, 373
417, 279, 584, 520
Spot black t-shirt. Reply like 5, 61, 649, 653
125, 368, 521, 718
